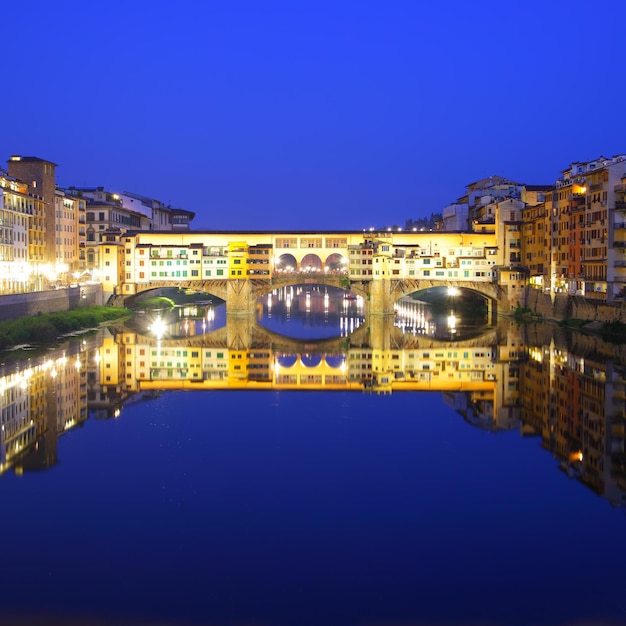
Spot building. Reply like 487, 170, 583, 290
7, 156, 58, 268
117, 191, 195, 231
549, 155, 626, 300
64, 187, 150, 277
441, 196, 469, 231
0, 172, 45, 291
54, 189, 81, 281
64, 187, 195, 276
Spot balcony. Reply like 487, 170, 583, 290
614, 184, 626, 194
615, 223, 626, 230
614, 241, 626, 248
616, 201, 626, 211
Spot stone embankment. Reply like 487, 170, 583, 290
523, 317, 626, 362
525, 288, 626, 324
0, 284, 103, 322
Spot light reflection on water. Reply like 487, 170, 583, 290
0, 293, 625, 625
258, 284, 365, 339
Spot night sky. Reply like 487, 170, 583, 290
4, 0, 626, 230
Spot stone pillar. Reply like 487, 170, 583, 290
368, 314, 396, 352
226, 315, 253, 351
226, 279, 255, 316
368, 279, 396, 317
487, 299, 498, 324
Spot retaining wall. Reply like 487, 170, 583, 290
0, 284, 104, 322
525, 288, 626, 323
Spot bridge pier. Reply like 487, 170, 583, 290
227, 279, 256, 316
368, 279, 396, 317
226, 314, 253, 350
487, 299, 497, 325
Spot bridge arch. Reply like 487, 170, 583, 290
301, 253, 323, 272
276, 354, 297, 368
276, 254, 297, 273
325, 253, 347, 272
325, 354, 346, 368
393, 281, 500, 324
301, 354, 323, 368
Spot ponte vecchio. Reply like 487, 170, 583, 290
102, 227, 526, 317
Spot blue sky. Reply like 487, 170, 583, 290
4, 0, 626, 230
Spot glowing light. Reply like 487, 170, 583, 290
150, 316, 167, 339
447, 314, 457, 332
447, 287, 459, 297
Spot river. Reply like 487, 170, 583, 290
0, 288, 624, 626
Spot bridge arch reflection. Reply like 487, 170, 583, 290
3, 318, 626, 509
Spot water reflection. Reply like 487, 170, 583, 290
1, 310, 626, 508
394, 295, 489, 340
258, 285, 365, 339
141, 302, 227, 339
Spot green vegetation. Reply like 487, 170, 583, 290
132, 296, 176, 311
0, 306, 131, 351
128, 288, 224, 310
557, 318, 626, 342
599, 320, 626, 343
514, 303, 543, 322
558, 318, 591, 329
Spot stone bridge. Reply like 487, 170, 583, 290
124, 274, 509, 317
120, 311, 502, 353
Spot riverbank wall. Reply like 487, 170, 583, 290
0, 284, 103, 322
525, 288, 626, 323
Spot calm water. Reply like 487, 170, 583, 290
1, 290, 625, 626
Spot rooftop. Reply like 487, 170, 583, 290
8, 155, 58, 166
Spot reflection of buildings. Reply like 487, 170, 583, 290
3, 319, 626, 510
0, 344, 90, 475
520, 339, 626, 507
